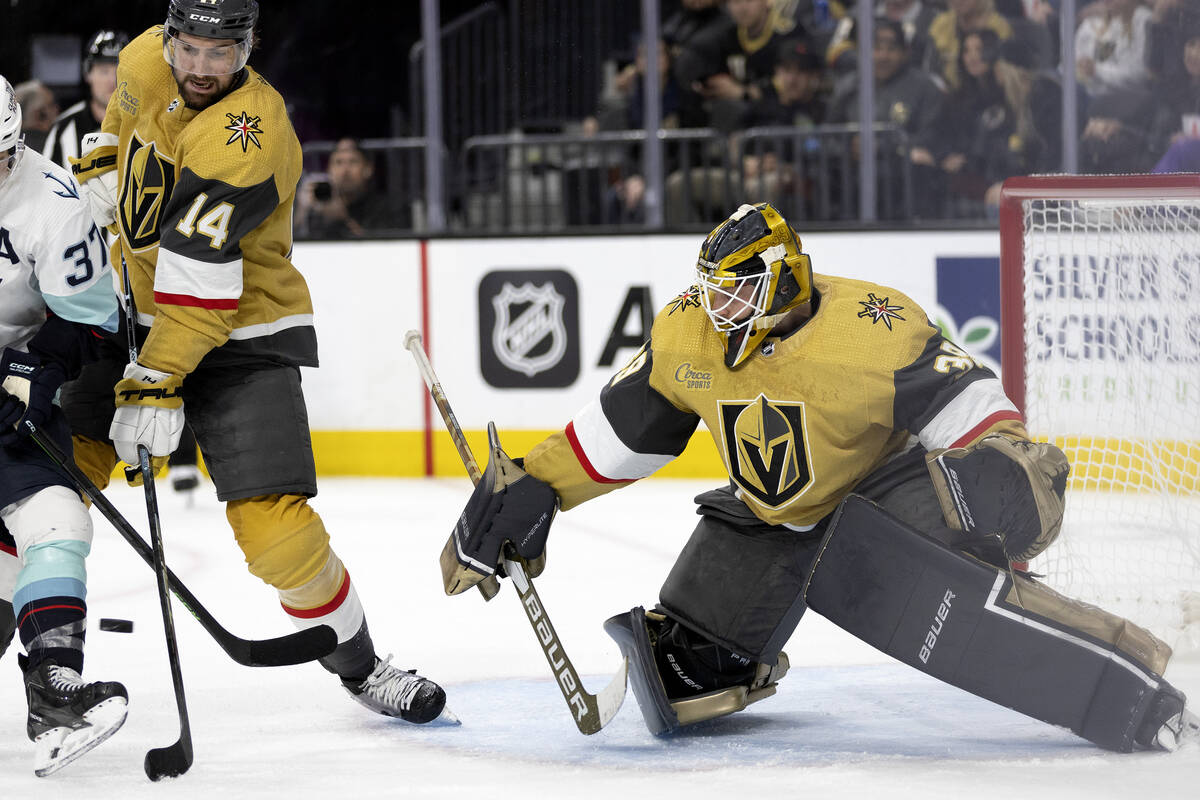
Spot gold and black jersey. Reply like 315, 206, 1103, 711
101, 26, 314, 376
523, 273, 1026, 528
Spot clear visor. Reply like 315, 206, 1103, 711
163, 30, 251, 76
0, 138, 26, 186
696, 263, 770, 332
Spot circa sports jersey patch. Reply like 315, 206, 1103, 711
667, 286, 703, 315
857, 292, 906, 330
718, 395, 813, 509
224, 111, 264, 152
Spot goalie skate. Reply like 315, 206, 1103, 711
22, 656, 128, 777
342, 655, 459, 725
1154, 707, 1199, 752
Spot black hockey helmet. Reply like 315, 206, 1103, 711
166, 0, 259, 41
164, 0, 258, 75
83, 30, 130, 74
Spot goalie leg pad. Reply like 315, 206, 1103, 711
604, 606, 789, 735
804, 495, 1177, 752
658, 486, 820, 662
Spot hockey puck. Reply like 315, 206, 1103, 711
99, 618, 134, 633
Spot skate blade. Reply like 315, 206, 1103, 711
33, 697, 128, 777
428, 704, 462, 726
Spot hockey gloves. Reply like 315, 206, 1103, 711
0, 348, 67, 447
927, 434, 1070, 562
68, 132, 120, 229
441, 422, 559, 596
110, 361, 185, 477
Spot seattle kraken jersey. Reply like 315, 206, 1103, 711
100, 27, 314, 376
523, 273, 1025, 528
0, 147, 118, 352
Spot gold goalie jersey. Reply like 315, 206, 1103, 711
524, 274, 1027, 528
95, 27, 313, 376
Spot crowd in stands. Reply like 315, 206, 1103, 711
577, 0, 1200, 223
11, 0, 1200, 233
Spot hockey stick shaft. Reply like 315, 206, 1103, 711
138, 444, 193, 780
119, 261, 192, 776
24, 421, 337, 667
403, 330, 626, 735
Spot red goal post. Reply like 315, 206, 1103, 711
998, 174, 1200, 649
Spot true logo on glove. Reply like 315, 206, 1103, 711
70, 153, 117, 177
117, 385, 183, 402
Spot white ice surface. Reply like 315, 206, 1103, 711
1, 477, 1196, 797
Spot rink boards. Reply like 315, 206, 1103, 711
295, 232, 1000, 476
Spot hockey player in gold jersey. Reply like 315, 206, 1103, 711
61, 0, 452, 725
446, 202, 1198, 751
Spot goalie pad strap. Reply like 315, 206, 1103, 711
804, 495, 1173, 752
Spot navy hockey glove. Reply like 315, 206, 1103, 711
441, 422, 559, 596
927, 434, 1070, 562
0, 348, 66, 447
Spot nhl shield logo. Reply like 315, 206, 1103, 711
491, 282, 567, 377
479, 269, 580, 388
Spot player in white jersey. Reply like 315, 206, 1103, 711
0, 74, 128, 777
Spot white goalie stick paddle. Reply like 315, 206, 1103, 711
404, 329, 628, 734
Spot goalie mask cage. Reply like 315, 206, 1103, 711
999, 174, 1200, 651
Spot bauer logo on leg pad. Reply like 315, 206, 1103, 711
917, 589, 955, 663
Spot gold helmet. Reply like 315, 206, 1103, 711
695, 202, 813, 367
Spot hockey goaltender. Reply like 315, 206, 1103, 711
442, 202, 1198, 752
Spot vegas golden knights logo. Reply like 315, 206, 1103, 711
719, 394, 812, 508
119, 133, 176, 251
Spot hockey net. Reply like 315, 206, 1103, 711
999, 174, 1200, 653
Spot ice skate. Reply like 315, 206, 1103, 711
341, 654, 458, 725
1153, 707, 1199, 752
22, 655, 128, 776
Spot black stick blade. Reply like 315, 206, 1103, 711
243, 625, 338, 667
145, 739, 193, 781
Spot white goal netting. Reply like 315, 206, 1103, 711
1017, 193, 1200, 652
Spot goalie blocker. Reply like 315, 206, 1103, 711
805, 496, 1187, 752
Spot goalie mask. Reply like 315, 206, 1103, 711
0, 75, 24, 187
696, 202, 814, 367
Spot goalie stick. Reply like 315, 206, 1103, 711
404, 329, 627, 735
24, 420, 337, 668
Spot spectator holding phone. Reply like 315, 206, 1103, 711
299, 138, 396, 239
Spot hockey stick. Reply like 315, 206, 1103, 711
23, 422, 337, 666
403, 329, 627, 735
136, 443, 193, 780
119, 265, 191, 776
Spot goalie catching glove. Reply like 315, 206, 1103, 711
927, 434, 1069, 562
440, 422, 559, 595
110, 362, 184, 480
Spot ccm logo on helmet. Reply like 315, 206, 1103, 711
918, 589, 955, 664
189, 14, 221, 23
